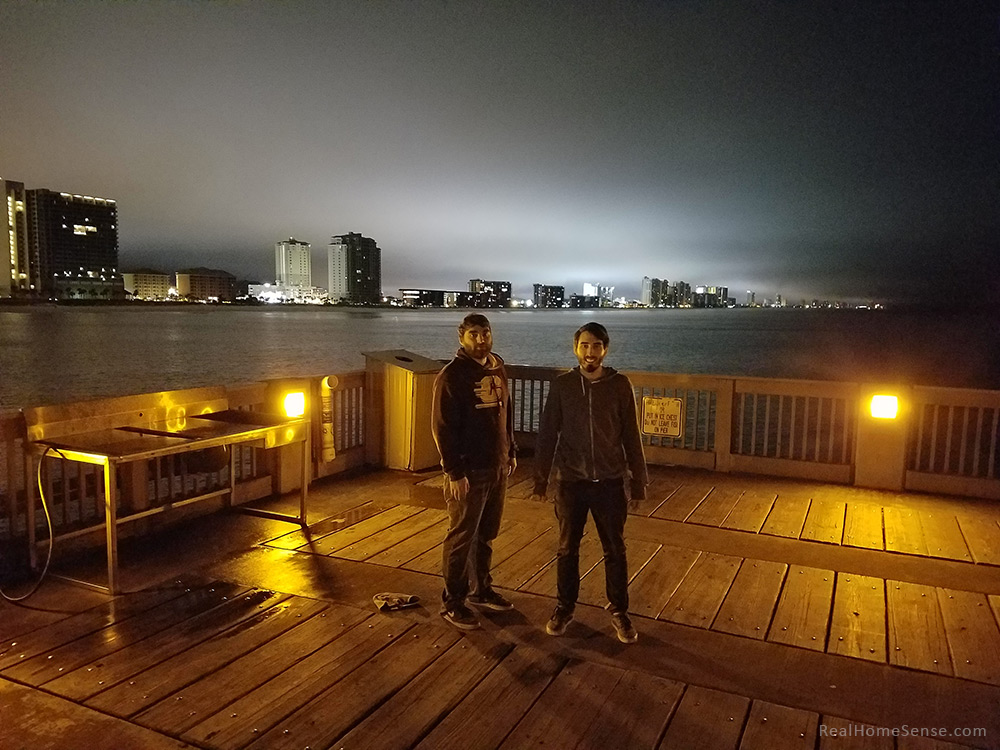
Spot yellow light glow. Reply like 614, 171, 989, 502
870, 395, 898, 419
166, 408, 188, 432
284, 391, 306, 418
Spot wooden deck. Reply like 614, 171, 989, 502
2, 461, 999, 749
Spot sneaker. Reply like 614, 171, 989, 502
441, 604, 480, 631
610, 611, 638, 644
468, 589, 514, 611
545, 606, 573, 636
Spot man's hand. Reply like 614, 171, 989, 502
507, 457, 517, 477
529, 493, 548, 503
448, 476, 470, 503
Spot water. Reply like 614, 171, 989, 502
1, 306, 997, 411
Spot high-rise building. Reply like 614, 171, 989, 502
468, 279, 511, 308
582, 282, 614, 307
642, 277, 669, 307
694, 285, 729, 308
275, 237, 312, 288
27, 189, 120, 299
670, 281, 692, 307
3, 180, 31, 298
328, 233, 382, 304
4, 183, 120, 299
533, 284, 564, 308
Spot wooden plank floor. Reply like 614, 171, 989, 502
2, 462, 999, 750
637, 468, 993, 566
6, 580, 993, 750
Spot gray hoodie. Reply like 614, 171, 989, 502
533, 366, 648, 498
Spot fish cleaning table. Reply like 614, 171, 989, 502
23, 390, 310, 595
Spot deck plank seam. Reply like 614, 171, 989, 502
493, 653, 571, 750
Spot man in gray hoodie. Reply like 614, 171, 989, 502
531, 322, 647, 643
432, 313, 517, 631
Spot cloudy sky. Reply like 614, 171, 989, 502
2, 1, 997, 303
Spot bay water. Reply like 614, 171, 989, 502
1, 306, 997, 412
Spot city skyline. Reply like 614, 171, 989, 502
3, 170, 844, 306
0, 173, 914, 307
2, 2, 997, 305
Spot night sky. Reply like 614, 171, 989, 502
2, 1, 997, 304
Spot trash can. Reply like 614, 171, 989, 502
364, 350, 443, 471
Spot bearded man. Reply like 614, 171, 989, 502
531, 322, 647, 643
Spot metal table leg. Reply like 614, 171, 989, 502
104, 457, 118, 596
25, 452, 37, 570
299, 433, 309, 525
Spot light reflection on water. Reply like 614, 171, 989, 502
1, 306, 997, 410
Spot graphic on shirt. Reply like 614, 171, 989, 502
474, 375, 504, 409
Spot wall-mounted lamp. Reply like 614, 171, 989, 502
284, 391, 306, 418
870, 394, 898, 419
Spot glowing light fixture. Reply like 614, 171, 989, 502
870, 395, 898, 419
284, 391, 306, 418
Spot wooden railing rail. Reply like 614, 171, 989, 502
2, 365, 997, 568
506, 365, 999, 498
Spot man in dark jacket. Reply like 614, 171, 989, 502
531, 322, 647, 643
432, 313, 517, 630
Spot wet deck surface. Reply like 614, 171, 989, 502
2, 461, 999, 749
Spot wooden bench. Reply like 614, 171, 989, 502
23, 386, 309, 594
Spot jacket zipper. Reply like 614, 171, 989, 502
583, 373, 596, 479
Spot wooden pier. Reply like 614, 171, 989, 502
2, 460, 999, 749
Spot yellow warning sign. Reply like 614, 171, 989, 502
641, 397, 684, 438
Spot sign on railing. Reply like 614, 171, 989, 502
641, 396, 684, 439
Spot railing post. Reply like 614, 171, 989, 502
262, 378, 312, 495
714, 378, 735, 473
365, 359, 387, 467
854, 384, 912, 490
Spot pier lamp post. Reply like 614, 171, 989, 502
854, 386, 911, 490
869, 394, 898, 419
283, 390, 306, 418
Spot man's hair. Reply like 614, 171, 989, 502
459, 313, 491, 334
574, 322, 609, 346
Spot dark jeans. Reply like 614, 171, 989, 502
441, 467, 506, 610
555, 478, 629, 614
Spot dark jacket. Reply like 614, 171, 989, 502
431, 349, 516, 481
533, 366, 648, 499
